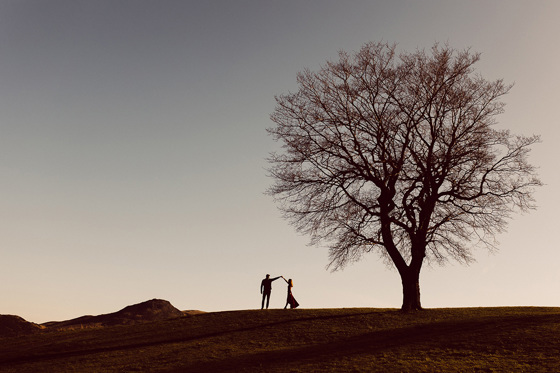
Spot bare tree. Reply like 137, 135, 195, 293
267, 42, 541, 311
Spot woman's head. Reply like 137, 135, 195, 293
288, 279, 293, 287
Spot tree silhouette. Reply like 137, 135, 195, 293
267, 42, 541, 311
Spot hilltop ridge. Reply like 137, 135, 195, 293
1, 299, 203, 335
42, 298, 184, 329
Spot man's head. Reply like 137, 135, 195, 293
266, 274, 270, 279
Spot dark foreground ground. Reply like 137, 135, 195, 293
1, 307, 559, 372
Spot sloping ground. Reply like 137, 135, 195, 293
42, 299, 185, 329
0, 315, 43, 337
0, 307, 559, 372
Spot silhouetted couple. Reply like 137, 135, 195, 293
260, 274, 299, 309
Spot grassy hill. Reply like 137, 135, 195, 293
1, 307, 559, 372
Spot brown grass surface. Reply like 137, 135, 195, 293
1, 307, 559, 372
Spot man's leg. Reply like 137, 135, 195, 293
265, 292, 271, 309
261, 293, 266, 309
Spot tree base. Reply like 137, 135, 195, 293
400, 305, 423, 313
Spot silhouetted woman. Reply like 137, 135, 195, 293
281, 276, 299, 309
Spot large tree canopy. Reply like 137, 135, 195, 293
267, 42, 541, 311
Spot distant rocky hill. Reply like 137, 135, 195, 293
43, 299, 193, 330
0, 315, 43, 337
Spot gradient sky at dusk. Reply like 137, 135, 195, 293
1, 1, 559, 323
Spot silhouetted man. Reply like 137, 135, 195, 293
260, 274, 281, 309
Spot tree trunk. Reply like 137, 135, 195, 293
400, 269, 422, 312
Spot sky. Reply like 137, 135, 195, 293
1, 0, 558, 323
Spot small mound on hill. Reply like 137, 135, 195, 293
45, 299, 185, 329
0, 315, 43, 337
183, 310, 206, 316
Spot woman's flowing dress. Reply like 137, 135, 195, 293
287, 287, 299, 308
